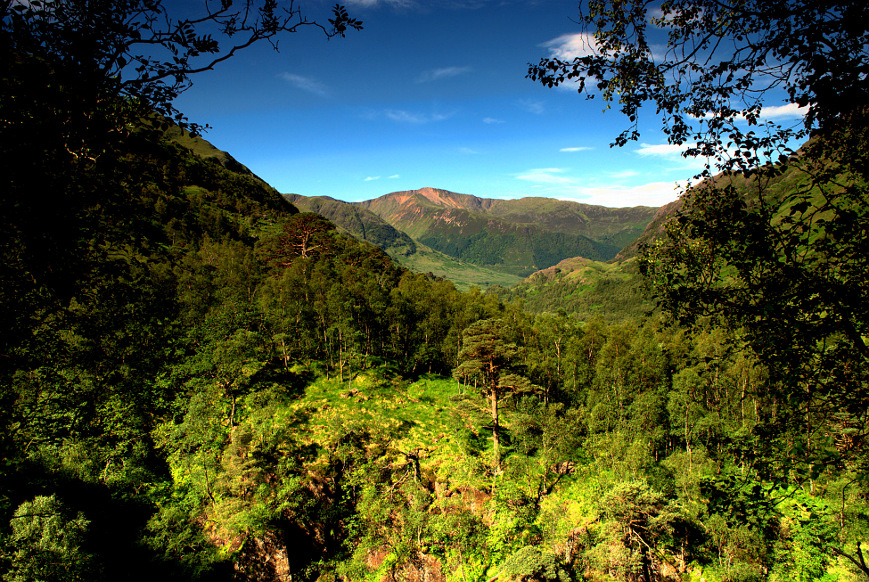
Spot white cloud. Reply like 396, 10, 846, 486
278, 73, 328, 96
514, 165, 685, 207
364, 176, 381, 181
383, 109, 453, 124
519, 99, 545, 115
560, 146, 593, 152
483, 117, 505, 124
609, 169, 639, 179
388, 174, 400, 179
459, 147, 480, 155
759, 103, 809, 119
690, 103, 809, 121
634, 142, 710, 174
563, 181, 686, 207
534, 37, 592, 91
647, 6, 666, 22
540, 33, 598, 60
635, 142, 694, 157
416, 66, 472, 83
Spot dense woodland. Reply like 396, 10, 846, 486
1, 0, 868, 581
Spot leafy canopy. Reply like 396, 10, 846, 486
1, 0, 362, 152
529, 0, 869, 493
528, 0, 868, 176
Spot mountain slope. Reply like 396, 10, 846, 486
356, 187, 659, 277
284, 193, 416, 257
497, 256, 655, 321
164, 125, 258, 176
283, 193, 522, 290
615, 198, 683, 261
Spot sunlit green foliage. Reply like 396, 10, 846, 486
3, 1, 866, 578
4, 495, 96, 582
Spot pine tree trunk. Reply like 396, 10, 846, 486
490, 388, 500, 467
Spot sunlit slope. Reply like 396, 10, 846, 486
395, 241, 523, 291
356, 187, 659, 277
500, 256, 655, 321
517, 138, 859, 321
284, 193, 522, 290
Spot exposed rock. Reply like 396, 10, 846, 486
234, 531, 291, 581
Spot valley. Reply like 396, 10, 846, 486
286, 187, 660, 296
3, 1, 867, 581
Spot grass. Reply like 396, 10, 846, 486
165, 126, 236, 164
394, 243, 523, 292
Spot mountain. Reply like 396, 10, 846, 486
282, 187, 660, 289
7, 114, 859, 582
284, 193, 417, 257
496, 255, 655, 321
614, 198, 683, 261
284, 193, 523, 290
356, 187, 659, 277
507, 135, 848, 319
163, 125, 257, 176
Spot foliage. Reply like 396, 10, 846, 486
285, 194, 418, 258
532, 2, 869, 576
454, 319, 537, 467
641, 158, 869, 485
4, 495, 96, 582
530, 0, 869, 472
497, 546, 573, 582
2, 0, 867, 578
528, 0, 867, 176
499, 258, 656, 322
2, 0, 361, 143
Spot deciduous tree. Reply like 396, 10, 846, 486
531, 0, 869, 488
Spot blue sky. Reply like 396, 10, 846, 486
172, 0, 805, 207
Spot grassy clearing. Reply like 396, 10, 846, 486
394, 244, 523, 291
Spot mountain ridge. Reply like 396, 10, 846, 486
283, 187, 662, 285
354, 187, 660, 277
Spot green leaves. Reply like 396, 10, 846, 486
5, 495, 96, 582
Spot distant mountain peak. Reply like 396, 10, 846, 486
354, 187, 660, 277
381, 187, 481, 210
417, 187, 463, 207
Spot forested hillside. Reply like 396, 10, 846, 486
284, 194, 417, 257
498, 257, 655, 322
2, 0, 868, 581
3, 80, 867, 582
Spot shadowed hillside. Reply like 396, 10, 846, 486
284, 193, 417, 257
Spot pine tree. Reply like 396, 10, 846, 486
454, 319, 535, 468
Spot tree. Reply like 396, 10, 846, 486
263, 212, 337, 268
453, 319, 536, 468
0, 0, 360, 307
2, 0, 362, 147
531, 0, 868, 482
528, 0, 867, 177
588, 481, 698, 582
530, 4, 869, 574
0, 3, 360, 573
4, 495, 96, 582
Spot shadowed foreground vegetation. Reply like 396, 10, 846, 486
1, 125, 866, 581
2, 0, 867, 579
